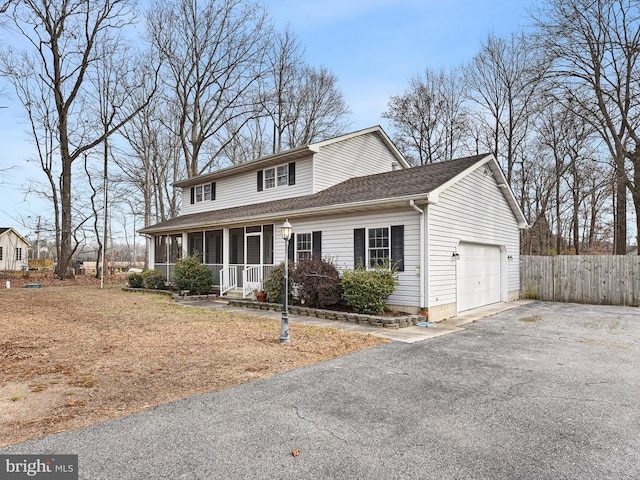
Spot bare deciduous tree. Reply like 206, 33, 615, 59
0, 0, 153, 278
383, 67, 468, 166
146, 0, 272, 177
533, 0, 640, 254
464, 32, 546, 184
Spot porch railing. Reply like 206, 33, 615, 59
242, 265, 263, 298
219, 266, 237, 295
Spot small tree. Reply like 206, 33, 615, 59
291, 257, 342, 308
341, 265, 398, 314
172, 254, 213, 295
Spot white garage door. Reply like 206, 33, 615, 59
457, 243, 502, 312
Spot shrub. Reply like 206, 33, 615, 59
172, 254, 213, 295
127, 272, 143, 288
264, 261, 295, 304
142, 270, 166, 290
141, 269, 164, 280
291, 258, 342, 308
341, 265, 398, 314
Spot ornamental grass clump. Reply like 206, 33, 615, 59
341, 264, 398, 314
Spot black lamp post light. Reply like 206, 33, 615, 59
279, 219, 293, 344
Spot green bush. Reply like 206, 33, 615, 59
172, 254, 213, 295
291, 258, 342, 308
127, 272, 143, 288
341, 265, 398, 314
264, 261, 295, 304
142, 271, 166, 290
141, 269, 164, 280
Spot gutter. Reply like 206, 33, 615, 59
409, 200, 426, 310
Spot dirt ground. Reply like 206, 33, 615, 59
0, 273, 386, 447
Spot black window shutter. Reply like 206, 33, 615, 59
312, 231, 322, 260
288, 162, 296, 185
288, 233, 295, 262
257, 170, 263, 191
391, 225, 404, 272
190, 187, 195, 204
211, 182, 216, 201
354, 228, 365, 269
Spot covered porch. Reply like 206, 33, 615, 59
152, 223, 278, 297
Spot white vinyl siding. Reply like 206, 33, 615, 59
275, 208, 421, 308
313, 132, 402, 193
0, 230, 30, 272
181, 156, 314, 215
427, 165, 520, 309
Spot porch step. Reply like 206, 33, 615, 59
223, 288, 246, 299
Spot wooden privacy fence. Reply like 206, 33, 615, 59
520, 255, 640, 306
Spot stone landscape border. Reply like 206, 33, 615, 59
225, 299, 422, 329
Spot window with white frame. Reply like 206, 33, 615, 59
15, 247, 22, 261
368, 227, 389, 267
264, 168, 276, 189
277, 164, 289, 186
203, 183, 212, 200
190, 182, 215, 204
296, 233, 312, 261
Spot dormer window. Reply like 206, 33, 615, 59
257, 162, 296, 191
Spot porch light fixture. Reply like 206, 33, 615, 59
452, 252, 460, 259
279, 219, 293, 344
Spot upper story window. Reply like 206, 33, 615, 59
264, 168, 276, 189
190, 182, 216, 204
257, 162, 296, 191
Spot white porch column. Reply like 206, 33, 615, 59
222, 228, 230, 269
148, 236, 155, 270
181, 232, 188, 259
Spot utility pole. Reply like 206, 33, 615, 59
36, 215, 41, 260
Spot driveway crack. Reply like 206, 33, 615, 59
293, 405, 349, 444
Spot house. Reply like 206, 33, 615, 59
140, 126, 527, 321
0, 227, 30, 271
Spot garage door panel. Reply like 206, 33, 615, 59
457, 243, 501, 312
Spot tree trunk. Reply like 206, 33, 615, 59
614, 154, 627, 255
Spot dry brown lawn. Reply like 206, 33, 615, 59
0, 275, 386, 447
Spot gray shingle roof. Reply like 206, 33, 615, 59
140, 154, 489, 234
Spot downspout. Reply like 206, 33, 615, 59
409, 200, 425, 310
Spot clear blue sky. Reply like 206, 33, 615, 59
0, 0, 531, 234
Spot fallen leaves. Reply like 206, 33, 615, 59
0, 284, 387, 446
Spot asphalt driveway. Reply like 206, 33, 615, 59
2, 301, 639, 479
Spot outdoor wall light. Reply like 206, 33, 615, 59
452, 252, 460, 259
279, 219, 293, 344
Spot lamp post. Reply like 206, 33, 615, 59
279, 219, 293, 344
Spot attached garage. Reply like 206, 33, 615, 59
456, 242, 503, 312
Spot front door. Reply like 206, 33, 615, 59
245, 228, 263, 292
